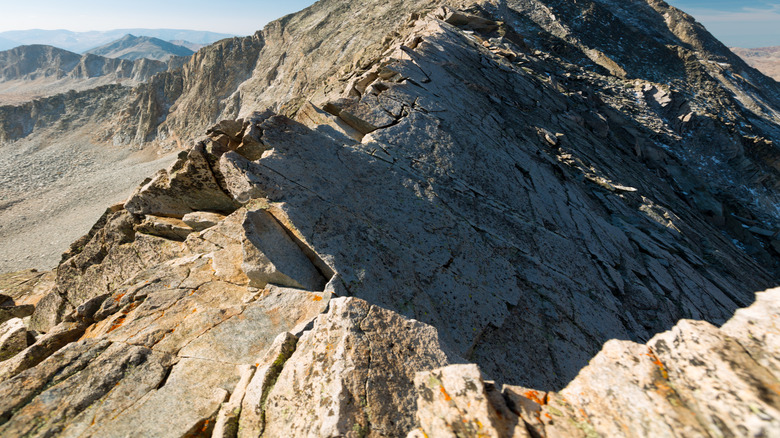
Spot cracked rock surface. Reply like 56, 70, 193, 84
408, 288, 780, 438
0, 0, 779, 437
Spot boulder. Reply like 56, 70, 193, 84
238, 331, 299, 438
241, 209, 327, 291
28, 290, 71, 333
0, 318, 28, 361
262, 297, 455, 437
411, 364, 529, 438
124, 144, 239, 217
0, 304, 34, 325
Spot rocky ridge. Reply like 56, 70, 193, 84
0, 1, 779, 436
4, 0, 780, 272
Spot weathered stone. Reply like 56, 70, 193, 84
510, 288, 780, 438
0, 321, 86, 381
27, 271, 56, 305
0, 304, 34, 325
241, 209, 327, 291
0, 269, 48, 306
721, 288, 780, 376
70, 357, 232, 438
212, 364, 256, 438
262, 297, 454, 437
0, 318, 27, 361
327, 97, 398, 135
404, 288, 780, 438
237, 122, 270, 160
2, 1, 780, 435
28, 290, 71, 333
208, 119, 245, 143
176, 287, 330, 364
135, 215, 195, 240
438, 7, 499, 33
412, 364, 529, 438
238, 331, 298, 438
0, 237, 330, 436
124, 144, 239, 217
583, 111, 610, 138
295, 100, 363, 142
182, 211, 226, 231
219, 151, 269, 203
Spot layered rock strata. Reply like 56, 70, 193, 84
0, 2, 779, 437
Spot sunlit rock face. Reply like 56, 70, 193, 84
1, 1, 779, 437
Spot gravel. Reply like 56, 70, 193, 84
0, 132, 177, 273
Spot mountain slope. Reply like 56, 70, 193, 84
168, 39, 204, 52
86, 34, 195, 61
0, 2, 779, 435
0, 44, 183, 105
0, 29, 234, 53
0, 36, 18, 51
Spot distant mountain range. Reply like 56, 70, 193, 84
731, 46, 780, 81
0, 29, 235, 53
86, 34, 194, 62
0, 36, 18, 51
168, 40, 206, 52
0, 44, 185, 105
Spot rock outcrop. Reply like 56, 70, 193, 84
0, 1, 779, 436
3, 0, 780, 275
409, 287, 780, 438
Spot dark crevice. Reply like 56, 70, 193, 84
264, 211, 336, 286
155, 364, 173, 390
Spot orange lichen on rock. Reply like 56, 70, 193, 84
524, 389, 547, 405
645, 349, 669, 380
440, 385, 452, 402
107, 315, 127, 333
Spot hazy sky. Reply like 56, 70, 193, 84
0, 0, 777, 47
0, 0, 317, 35
669, 0, 780, 47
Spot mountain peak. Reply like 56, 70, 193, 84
85, 34, 194, 61
0, 28, 234, 53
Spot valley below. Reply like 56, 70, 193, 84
732, 46, 780, 81
0, 134, 176, 272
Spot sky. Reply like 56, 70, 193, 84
0, 0, 318, 36
0, 0, 777, 47
668, 0, 780, 47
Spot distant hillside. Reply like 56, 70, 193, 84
86, 34, 194, 61
0, 44, 177, 105
168, 39, 205, 52
0, 36, 18, 51
0, 29, 235, 53
732, 46, 780, 81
